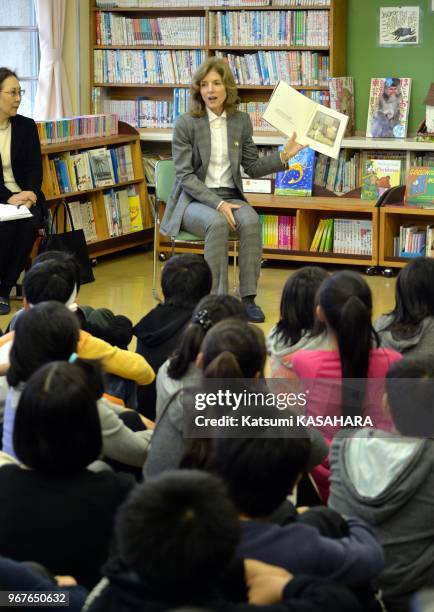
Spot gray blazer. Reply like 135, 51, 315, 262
160, 110, 285, 237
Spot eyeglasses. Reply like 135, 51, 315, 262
0, 89, 25, 98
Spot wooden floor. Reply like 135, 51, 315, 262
1, 249, 397, 337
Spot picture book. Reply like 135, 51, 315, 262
275, 147, 316, 196
128, 185, 143, 232
329, 77, 355, 137
361, 159, 402, 200
405, 166, 434, 206
366, 77, 411, 138
88, 147, 115, 187
263, 81, 349, 159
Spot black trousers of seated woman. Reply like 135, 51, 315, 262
0, 204, 44, 298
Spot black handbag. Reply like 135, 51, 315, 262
40, 200, 95, 284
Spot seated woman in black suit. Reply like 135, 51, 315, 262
0, 67, 46, 315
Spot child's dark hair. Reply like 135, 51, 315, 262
380, 258, 434, 338
161, 254, 212, 308
13, 360, 103, 475
213, 437, 311, 517
24, 259, 77, 306
115, 470, 240, 596
31, 250, 81, 291
271, 266, 328, 346
7, 302, 80, 387
386, 357, 434, 437
201, 319, 266, 379
167, 295, 246, 379
317, 271, 379, 419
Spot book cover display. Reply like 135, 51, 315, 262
361, 159, 402, 200
405, 167, 434, 205
366, 77, 411, 138
275, 147, 316, 196
329, 77, 355, 137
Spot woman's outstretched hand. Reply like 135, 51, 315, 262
281, 132, 306, 163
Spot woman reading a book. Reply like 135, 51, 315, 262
160, 57, 303, 323
0, 67, 46, 315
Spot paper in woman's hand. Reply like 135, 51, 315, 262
0, 203, 33, 222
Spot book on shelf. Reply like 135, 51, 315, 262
329, 77, 355, 137
67, 201, 98, 244
209, 9, 329, 47
310, 218, 372, 255
94, 49, 206, 85
259, 215, 296, 250
216, 50, 329, 87
95, 0, 330, 6
36, 114, 118, 146
89, 148, 116, 188
404, 166, 434, 206
47, 145, 134, 195
95, 13, 205, 46
128, 185, 144, 232
361, 159, 402, 201
263, 81, 349, 160
366, 78, 411, 139
275, 147, 315, 197
395, 224, 427, 257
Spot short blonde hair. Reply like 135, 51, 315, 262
189, 57, 240, 118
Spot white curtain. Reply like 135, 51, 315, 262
33, 0, 73, 120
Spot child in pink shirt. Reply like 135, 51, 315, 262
291, 271, 401, 500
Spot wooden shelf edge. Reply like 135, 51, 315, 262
380, 205, 434, 215
87, 229, 153, 257
45, 179, 141, 202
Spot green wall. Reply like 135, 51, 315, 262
347, 0, 434, 134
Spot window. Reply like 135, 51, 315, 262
0, 0, 39, 118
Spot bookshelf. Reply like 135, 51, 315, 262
249, 194, 378, 267
41, 121, 152, 258
379, 205, 434, 269
154, 194, 379, 267
90, 0, 347, 127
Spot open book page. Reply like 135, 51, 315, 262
263, 81, 349, 159
0, 203, 33, 222
263, 82, 315, 140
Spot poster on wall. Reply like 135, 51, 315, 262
378, 6, 421, 46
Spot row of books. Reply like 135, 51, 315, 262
48, 145, 134, 196
96, 0, 330, 7
209, 10, 329, 47
309, 219, 373, 256
67, 201, 98, 243
393, 225, 434, 258
94, 49, 206, 84
103, 185, 144, 237
259, 215, 297, 249
95, 13, 206, 46
216, 50, 329, 87
100, 89, 190, 129
36, 114, 118, 146
314, 151, 408, 195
